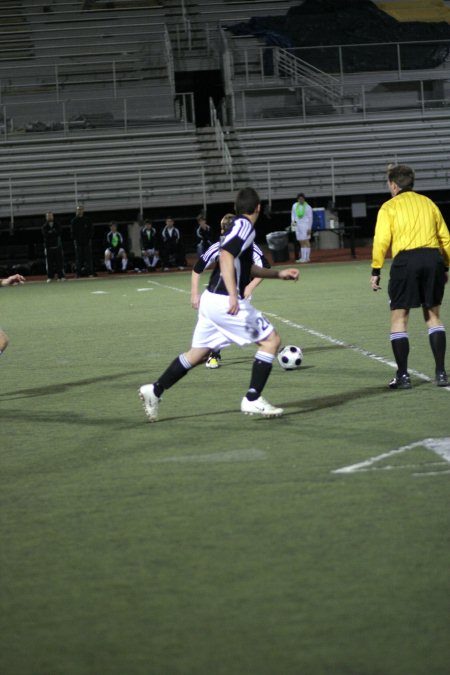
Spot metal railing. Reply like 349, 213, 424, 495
209, 97, 234, 191
0, 91, 196, 141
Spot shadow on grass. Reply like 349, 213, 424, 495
0, 369, 144, 400
280, 379, 429, 417
141, 379, 430, 424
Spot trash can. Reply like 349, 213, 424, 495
266, 231, 289, 263
312, 207, 326, 231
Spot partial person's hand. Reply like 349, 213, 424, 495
227, 294, 240, 315
278, 269, 299, 281
370, 275, 381, 291
191, 295, 200, 309
1, 274, 26, 286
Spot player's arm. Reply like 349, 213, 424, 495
191, 270, 201, 309
250, 264, 299, 281
219, 249, 239, 315
370, 206, 392, 291
244, 277, 263, 299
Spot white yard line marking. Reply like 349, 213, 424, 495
149, 449, 267, 464
146, 280, 188, 294
265, 311, 449, 386
143, 284, 448, 387
333, 437, 450, 475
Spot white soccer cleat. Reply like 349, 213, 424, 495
138, 384, 160, 422
240, 396, 283, 417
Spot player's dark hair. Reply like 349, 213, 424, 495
235, 187, 260, 216
297, 193, 305, 200
387, 164, 415, 190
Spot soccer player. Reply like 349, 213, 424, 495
105, 221, 128, 273
138, 187, 299, 420
0, 273, 26, 356
191, 212, 271, 369
291, 193, 313, 263
140, 219, 159, 271
371, 164, 450, 388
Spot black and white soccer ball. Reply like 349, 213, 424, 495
277, 345, 303, 370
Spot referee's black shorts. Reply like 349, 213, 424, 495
389, 248, 447, 310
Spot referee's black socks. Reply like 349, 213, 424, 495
428, 326, 446, 373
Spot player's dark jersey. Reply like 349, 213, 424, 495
106, 230, 125, 253
194, 241, 269, 275
207, 216, 256, 297
140, 226, 158, 250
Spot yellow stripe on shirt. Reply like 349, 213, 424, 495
372, 191, 450, 269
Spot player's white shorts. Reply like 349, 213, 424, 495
192, 290, 274, 350
295, 222, 310, 240
105, 247, 126, 257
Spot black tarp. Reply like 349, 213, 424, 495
226, 0, 450, 72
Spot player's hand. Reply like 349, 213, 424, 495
2, 274, 26, 286
278, 268, 299, 281
370, 275, 381, 291
227, 294, 240, 315
191, 294, 200, 309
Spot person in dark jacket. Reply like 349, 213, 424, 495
42, 212, 65, 282
70, 205, 95, 277
140, 219, 160, 271
195, 214, 213, 257
105, 222, 128, 273
160, 217, 186, 270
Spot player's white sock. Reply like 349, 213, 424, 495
143, 255, 150, 267
122, 259, 127, 271
105, 259, 112, 271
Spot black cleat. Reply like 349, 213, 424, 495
388, 373, 412, 390
436, 371, 449, 387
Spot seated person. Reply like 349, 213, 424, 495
140, 219, 159, 271
160, 217, 186, 270
105, 221, 128, 273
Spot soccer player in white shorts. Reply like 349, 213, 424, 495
139, 187, 299, 420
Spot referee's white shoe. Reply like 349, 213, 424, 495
138, 384, 160, 422
241, 396, 283, 417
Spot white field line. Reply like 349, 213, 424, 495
145, 280, 449, 389
266, 311, 450, 390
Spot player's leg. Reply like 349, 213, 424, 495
388, 308, 411, 389
241, 329, 284, 417
105, 248, 113, 272
138, 347, 210, 422
423, 305, 448, 385
119, 248, 128, 271
300, 238, 311, 262
142, 249, 151, 269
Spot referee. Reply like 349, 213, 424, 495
371, 164, 450, 389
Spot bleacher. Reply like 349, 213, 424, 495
232, 116, 450, 200
0, 0, 449, 236
1, 127, 207, 215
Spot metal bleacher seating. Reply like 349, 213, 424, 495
1, 0, 450, 227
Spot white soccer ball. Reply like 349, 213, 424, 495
277, 345, 303, 370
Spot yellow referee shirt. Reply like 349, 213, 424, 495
372, 190, 450, 270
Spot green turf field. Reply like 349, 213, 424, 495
1, 262, 449, 675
